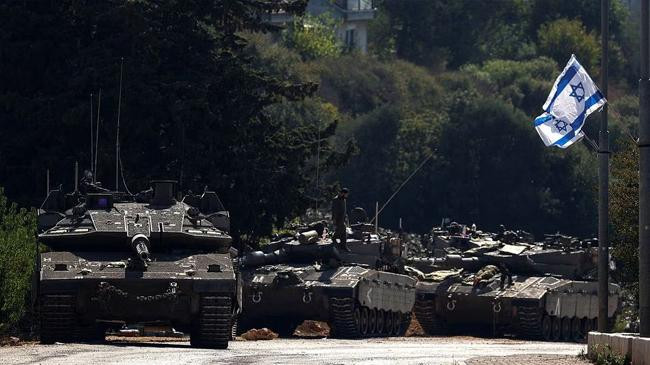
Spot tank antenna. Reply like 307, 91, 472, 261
315, 121, 321, 210
74, 161, 79, 192
94, 88, 102, 183
115, 57, 124, 192
90, 93, 93, 173
370, 150, 435, 225
46, 169, 50, 196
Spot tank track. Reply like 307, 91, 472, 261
413, 297, 446, 335
190, 295, 232, 349
40, 294, 77, 344
329, 297, 360, 338
40, 294, 104, 344
329, 297, 407, 338
516, 305, 544, 340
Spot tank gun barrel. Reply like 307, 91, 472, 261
240, 243, 342, 268
130, 234, 151, 263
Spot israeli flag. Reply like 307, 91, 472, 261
533, 55, 606, 148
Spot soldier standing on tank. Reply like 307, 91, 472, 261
498, 262, 513, 289
332, 188, 350, 252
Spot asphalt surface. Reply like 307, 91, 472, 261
0, 336, 588, 365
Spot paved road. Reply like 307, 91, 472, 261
1, 336, 588, 365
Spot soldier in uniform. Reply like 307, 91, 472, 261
331, 188, 350, 252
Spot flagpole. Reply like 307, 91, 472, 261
639, 0, 650, 338
597, 0, 610, 333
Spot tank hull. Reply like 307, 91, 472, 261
239, 264, 416, 338
39, 251, 236, 346
414, 276, 621, 341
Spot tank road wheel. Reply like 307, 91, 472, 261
329, 297, 362, 339
392, 311, 402, 336
571, 318, 584, 342
398, 312, 411, 337
354, 308, 361, 334
368, 309, 377, 336
360, 307, 369, 336
561, 317, 572, 342
384, 311, 393, 336
581, 318, 592, 336
40, 294, 77, 344
551, 316, 562, 341
376, 310, 385, 335
541, 316, 552, 341
190, 295, 231, 349
414, 298, 447, 335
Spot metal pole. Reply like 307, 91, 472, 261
94, 89, 102, 183
315, 123, 320, 210
639, 0, 650, 338
90, 93, 93, 171
375, 201, 379, 233
74, 161, 78, 192
46, 169, 50, 196
115, 58, 124, 192
598, 0, 610, 333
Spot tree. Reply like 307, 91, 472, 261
0, 188, 37, 333
282, 13, 342, 60
378, 0, 531, 70
537, 19, 600, 73
610, 140, 639, 301
0, 0, 351, 243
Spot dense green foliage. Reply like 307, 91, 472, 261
611, 142, 639, 296
283, 13, 342, 60
538, 19, 600, 72
0, 0, 353, 243
0, 188, 37, 333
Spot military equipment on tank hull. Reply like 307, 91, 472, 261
237, 223, 417, 338
413, 271, 620, 342
37, 180, 237, 348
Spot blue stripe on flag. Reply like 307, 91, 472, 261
534, 114, 553, 126
545, 63, 580, 112
552, 92, 604, 147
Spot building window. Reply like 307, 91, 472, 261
345, 29, 356, 49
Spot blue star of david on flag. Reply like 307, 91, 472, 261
554, 119, 568, 132
532, 55, 607, 149
569, 82, 585, 102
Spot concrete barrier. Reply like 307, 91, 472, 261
632, 336, 650, 365
588, 331, 650, 365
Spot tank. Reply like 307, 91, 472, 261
409, 223, 620, 342
36, 179, 238, 348
412, 268, 620, 342
236, 222, 417, 338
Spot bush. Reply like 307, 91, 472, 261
538, 18, 600, 73
0, 187, 37, 333
282, 13, 342, 60
582, 344, 630, 365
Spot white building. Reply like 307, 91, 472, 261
265, 0, 376, 54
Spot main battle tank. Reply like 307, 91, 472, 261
237, 221, 417, 338
412, 268, 620, 342
37, 180, 237, 348
409, 223, 620, 342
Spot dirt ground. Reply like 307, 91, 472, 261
0, 335, 589, 365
